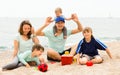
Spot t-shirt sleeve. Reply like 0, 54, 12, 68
67, 30, 72, 36
44, 30, 51, 37
34, 58, 40, 65
95, 39, 107, 50
19, 51, 30, 65
76, 39, 83, 54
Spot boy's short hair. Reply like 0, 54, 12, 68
83, 27, 92, 33
55, 7, 62, 13
32, 44, 44, 52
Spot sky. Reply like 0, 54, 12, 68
0, 0, 120, 18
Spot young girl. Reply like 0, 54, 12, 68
76, 27, 112, 65
2, 44, 44, 70
52, 7, 72, 39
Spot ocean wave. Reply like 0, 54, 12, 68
99, 37, 120, 42
0, 46, 9, 52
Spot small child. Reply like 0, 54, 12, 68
2, 44, 44, 71
76, 27, 112, 65
53, 7, 72, 39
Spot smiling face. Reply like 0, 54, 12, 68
82, 27, 93, 39
32, 44, 44, 57
19, 20, 32, 39
22, 24, 31, 35
55, 11, 62, 17
83, 31, 92, 39
35, 49, 43, 57
55, 7, 62, 17
55, 21, 65, 30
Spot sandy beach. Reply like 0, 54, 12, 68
0, 41, 120, 75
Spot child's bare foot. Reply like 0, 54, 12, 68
0, 67, 3, 72
64, 36, 67, 39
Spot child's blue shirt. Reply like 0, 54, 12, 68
76, 37, 107, 56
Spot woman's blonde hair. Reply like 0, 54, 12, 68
55, 7, 62, 13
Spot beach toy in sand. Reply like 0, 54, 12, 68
73, 57, 77, 63
38, 63, 48, 72
86, 61, 93, 66
34, 67, 38, 70
61, 55, 73, 65
65, 51, 69, 55
61, 51, 73, 65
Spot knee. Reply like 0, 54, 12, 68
47, 49, 53, 54
47, 50, 52, 56
47, 49, 56, 56
95, 56, 103, 63
8, 60, 18, 66
80, 58, 88, 65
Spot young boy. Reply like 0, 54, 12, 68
76, 27, 112, 65
1, 44, 44, 71
52, 7, 72, 39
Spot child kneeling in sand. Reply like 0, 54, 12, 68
76, 27, 112, 65
1, 44, 44, 71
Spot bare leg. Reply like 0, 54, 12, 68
91, 56, 103, 64
70, 44, 78, 55
47, 49, 61, 61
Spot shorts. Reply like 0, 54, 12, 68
47, 48, 71, 62
80, 54, 103, 61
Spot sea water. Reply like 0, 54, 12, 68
0, 17, 120, 51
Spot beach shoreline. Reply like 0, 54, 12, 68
0, 41, 120, 75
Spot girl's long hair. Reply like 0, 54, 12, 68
18, 20, 32, 39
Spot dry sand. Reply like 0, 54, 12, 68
0, 41, 120, 75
